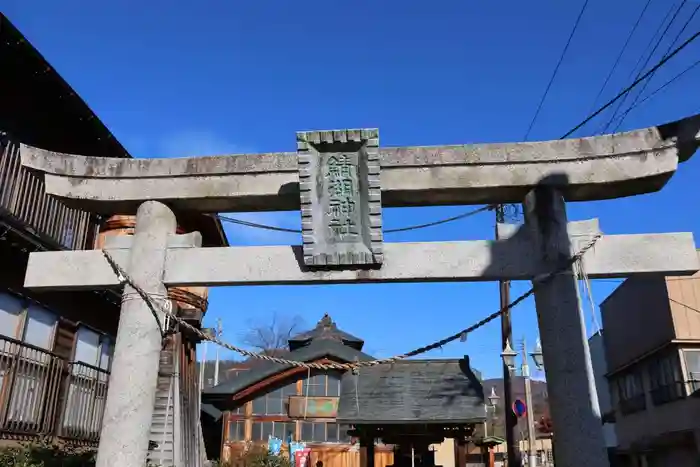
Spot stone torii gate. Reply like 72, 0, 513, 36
20, 114, 700, 467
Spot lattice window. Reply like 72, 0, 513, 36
251, 421, 295, 441
251, 382, 298, 415
301, 373, 341, 397
299, 421, 350, 443
228, 420, 245, 441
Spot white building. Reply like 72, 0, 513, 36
588, 330, 618, 450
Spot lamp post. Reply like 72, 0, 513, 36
501, 339, 544, 467
483, 387, 500, 467
485, 386, 500, 437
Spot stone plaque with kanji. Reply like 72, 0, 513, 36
297, 129, 383, 267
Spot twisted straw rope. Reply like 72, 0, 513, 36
102, 234, 600, 371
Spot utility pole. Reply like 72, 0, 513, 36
199, 338, 208, 392
521, 339, 538, 467
214, 318, 222, 386
495, 204, 520, 466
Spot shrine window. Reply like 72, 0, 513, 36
251, 381, 298, 415
299, 421, 351, 443
228, 420, 245, 441
251, 421, 295, 441
301, 373, 341, 397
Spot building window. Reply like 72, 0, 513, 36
302, 373, 341, 397
682, 350, 700, 393
227, 420, 245, 441
63, 326, 112, 435
615, 371, 646, 415
252, 382, 298, 415
0, 292, 23, 339
648, 353, 683, 405
251, 421, 295, 441
0, 300, 58, 425
299, 421, 350, 443
23, 304, 58, 352
73, 326, 113, 373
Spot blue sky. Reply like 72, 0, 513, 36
5, 0, 700, 378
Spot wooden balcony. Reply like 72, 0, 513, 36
0, 335, 110, 444
0, 137, 97, 250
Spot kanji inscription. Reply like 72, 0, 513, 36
297, 129, 383, 267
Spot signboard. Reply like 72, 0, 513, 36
297, 129, 383, 267
288, 396, 339, 419
512, 399, 527, 418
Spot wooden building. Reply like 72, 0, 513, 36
0, 12, 227, 451
203, 314, 487, 467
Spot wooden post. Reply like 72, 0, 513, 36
453, 437, 466, 467
360, 435, 376, 467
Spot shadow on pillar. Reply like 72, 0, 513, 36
482, 173, 608, 467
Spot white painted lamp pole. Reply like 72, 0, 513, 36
501, 338, 543, 467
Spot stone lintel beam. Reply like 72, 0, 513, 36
24, 230, 699, 290
19, 114, 700, 214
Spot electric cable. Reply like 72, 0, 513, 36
523, 0, 591, 141
613, 2, 700, 132
215, 204, 495, 235
600, 0, 687, 134
597, 1, 680, 134
587, 0, 653, 117
560, 28, 700, 139
607, 57, 700, 127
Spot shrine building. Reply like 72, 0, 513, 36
202, 314, 487, 467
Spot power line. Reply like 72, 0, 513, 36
587, 0, 653, 116
613, 2, 700, 131
600, 0, 688, 134
560, 27, 700, 139
608, 57, 700, 127
596, 1, 679, 134
523, 0, 591, 141
216, 204, 495, 235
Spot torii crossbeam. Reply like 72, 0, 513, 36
18, 114, 700, 467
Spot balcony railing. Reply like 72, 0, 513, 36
0, 137, 96, 250
0, 336, 63, 436
60, 362, 109, 442
0, 336, 110, 443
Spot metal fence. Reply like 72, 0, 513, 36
0, 336, 110, 443
60, 361, 110, 442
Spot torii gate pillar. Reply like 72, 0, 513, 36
95, 201, 176, 467
525, 185, 609, 467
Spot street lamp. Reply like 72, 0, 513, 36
501, 339, 517, 372
487, 386, 500, 408
500, 338, 542, 467
529, 338, 544, 370
484, 386, 499, 438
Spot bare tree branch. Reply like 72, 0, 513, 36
240, 311, 306, 352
